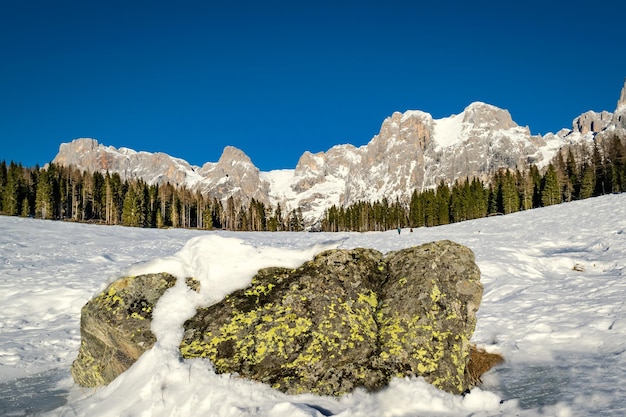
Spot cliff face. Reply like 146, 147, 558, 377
52, 80, 626, 225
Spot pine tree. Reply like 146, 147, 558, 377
500, 170, 519, 215
0, 161, 6, 213
541, 164, 561, 207
435, 181, 450, 225
579, 162, 596, 199
565, 149, 580, 200
529, 164, 543, 208
104, 173, 124, 225
553, 151, 574, 203
121, 185, 141, 227
409, 189, 423, 228
91, 171, 105, 221
450, 180, 467, 222
607, 135, 626, 192
422, 190, 437, 227
35, 168, 54, 219
517, 169, 534, 211
592, 142, 607, 196
3, 162, 25, 216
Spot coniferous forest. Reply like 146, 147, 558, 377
1, 135, 624, 232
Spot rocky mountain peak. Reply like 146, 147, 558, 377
572, 111, 613, 135
194, 146, 269, 206
218, 146, 254, 166
611, 78, 626, 130
618, 78, 626, 110
53, 138, 101, 167
461, 102, 517, 130
294, 151, 326, 178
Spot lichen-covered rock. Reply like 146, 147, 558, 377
381, 241, 482, 393
181, 248, 388, 395
180, 240, 483, 395
71, 273, 191, 386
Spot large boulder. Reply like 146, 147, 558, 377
72, 240, 484, 395
180, 240, 482, 395
71, 273, 199, 386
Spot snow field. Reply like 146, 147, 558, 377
0, 193, 625, 416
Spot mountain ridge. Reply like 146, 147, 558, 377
53, 81, 626, 225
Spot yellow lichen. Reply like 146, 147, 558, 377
129, 312, 145, 320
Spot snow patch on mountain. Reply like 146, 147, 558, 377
433, 112, 466, 150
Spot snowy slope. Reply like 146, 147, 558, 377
1, 193, 625, 416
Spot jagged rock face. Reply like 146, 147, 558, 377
180, 240, 483, 396
53, 139, 197, 186
71, 273, 180, 387
289, 103, 540, 212
196, 146, 271, 206
53, 140, 271, 207
573, 111, 613, 135
616, 109, 626, 130
604, 78, 626, 131
460, 102, 517, 130
344, 111, 433, 204
618, 78, 626, 111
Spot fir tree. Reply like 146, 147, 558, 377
35, 168, 54, 219
579, 162, 596, 200
500, 170, 520, 214
541, 164, 561, 207
0, 161, 7, 213
3, 162, 25, 216
121, 185, 141, 227
435, 181, 450, 225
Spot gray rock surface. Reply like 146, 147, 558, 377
73, 241, 482, 395
180, 240, 482, 395
70, 273, 198, 387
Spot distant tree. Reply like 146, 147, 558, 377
592, 141, 608, 196
3, 162, 25, 216
35, 168, 54, 220
607, 135, 626, 192
528, 164, 543, 208
500, 170, 520, 215
579, 162, 596, 200
104, 172, 124, 225
121, 184, 142, 227
435, 181, 450, 225
517, 169, 534, 211
541, 164, 561, 207
422, 189, 437, 227
565, 149, 580, 200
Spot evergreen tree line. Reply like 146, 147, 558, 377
320, 135, 626, 232
0, 162, 305, 231
1, 135, 624, 232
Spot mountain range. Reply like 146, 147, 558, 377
53, 79, 626, 225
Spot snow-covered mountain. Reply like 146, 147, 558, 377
52, 79, 626, 225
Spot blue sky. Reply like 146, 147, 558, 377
2, 0, 625, 171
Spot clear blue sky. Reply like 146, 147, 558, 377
2, 0, 625, 171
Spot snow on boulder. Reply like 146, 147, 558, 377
71, 240, 490, 396
70, 273, 200, 387
181, 240, 485, 395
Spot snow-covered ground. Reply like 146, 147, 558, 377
1, 194, 625, 416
